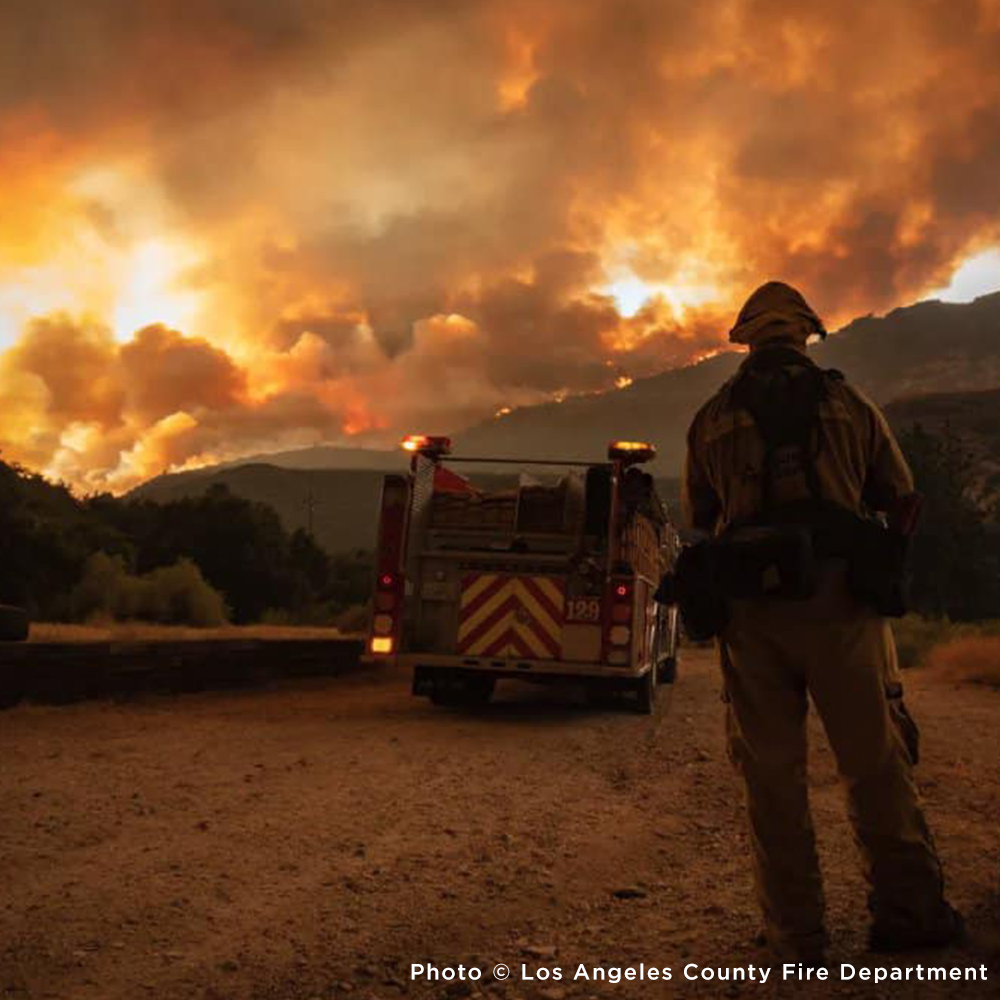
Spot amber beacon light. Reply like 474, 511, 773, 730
401, 434, 452, 458
607, 440, 656, 464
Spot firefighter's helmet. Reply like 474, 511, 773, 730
729, 281, 827, 346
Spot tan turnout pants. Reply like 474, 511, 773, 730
720, 561, 944, 955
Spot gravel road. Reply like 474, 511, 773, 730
1, 649, 997, 999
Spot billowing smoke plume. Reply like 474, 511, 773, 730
1, 0, 999, 488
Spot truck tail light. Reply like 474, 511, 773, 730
369, 566, 404, 657
609, 625, 631, 645
368, 476, 410, 660
372, 613, 394, 635
374, 591, 396, 611
603, 578, 633, 664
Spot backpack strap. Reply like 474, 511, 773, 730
730, 349, 843, 520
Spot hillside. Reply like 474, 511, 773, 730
133, 292, 1000, 551
458, 292, 1000, 474
133, 463, 567, 554
178, 292, 998, 480
212, 445, 408, 473
137, 388, 1000, 557
885, 387, 1000, 514
133, 464, 399, 555
134, 462, 683, 555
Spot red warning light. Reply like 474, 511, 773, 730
615, 583, 629, 598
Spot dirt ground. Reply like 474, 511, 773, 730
1, 649, 997, 1000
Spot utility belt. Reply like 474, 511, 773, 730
655, 504, 910, 641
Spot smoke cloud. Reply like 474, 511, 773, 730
1, 0, 998, 488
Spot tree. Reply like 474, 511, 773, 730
0, 462, 131, 617
0, 460, 372, 624
900, 423, 1000, 620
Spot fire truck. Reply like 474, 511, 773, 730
365, 435, 681, 713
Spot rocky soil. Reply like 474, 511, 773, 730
1, 649, 997, 999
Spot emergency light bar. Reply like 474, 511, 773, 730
401, 434, 452, 458
608, 440, 656, 464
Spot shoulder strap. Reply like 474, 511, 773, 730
731, 351, 843, 518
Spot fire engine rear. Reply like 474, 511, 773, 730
366, 436, 680, 713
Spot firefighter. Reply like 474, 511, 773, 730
682, 281, 962, 963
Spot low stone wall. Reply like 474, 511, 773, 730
0, 638, 363, 708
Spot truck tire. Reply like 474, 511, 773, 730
658, 606, 680, 684
583, 680, 616, 708
431, 673, 495, 708
0, 605, 29, 642
635, 661, 658, 715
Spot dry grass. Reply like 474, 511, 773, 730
925, 635, 1000, 688
28, 622, 352, 643
893, 614, 954, 668
893, 614, 1000, 670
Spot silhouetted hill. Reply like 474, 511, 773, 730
134, 462, 683, 554
214, 446, 407, 473
145, 292, 1000, 483
884, 386, 1000, 437
133, 464, 398, 555
458, 292, 1000, 474
885, 387, 1000, 515
132, 463, 565, 554
134, 292, 1000, 550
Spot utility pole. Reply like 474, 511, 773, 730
302, 483, 321, 537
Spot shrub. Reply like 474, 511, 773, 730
136, 559, 229, 626
0, 459, 378, 623
70, 553, 227, 627
892, 614, 954, 669
70, 552, 128, 621
926, 635, 1000, 687
260, 607, 295, 627
900, 424, 1000, 620
332, 603, 368, 635
260, 602, 342, 627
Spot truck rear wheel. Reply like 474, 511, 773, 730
635, 661, 658, 715
659, 656, 677, 684
658, 606, 680, 684
430, 671, 495, 708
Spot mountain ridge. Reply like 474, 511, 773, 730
455, 291, 1000, 473
132, 291, 1000, 551
190, 291, 1000, 478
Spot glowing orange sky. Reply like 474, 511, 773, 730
1, 1, 999, 490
